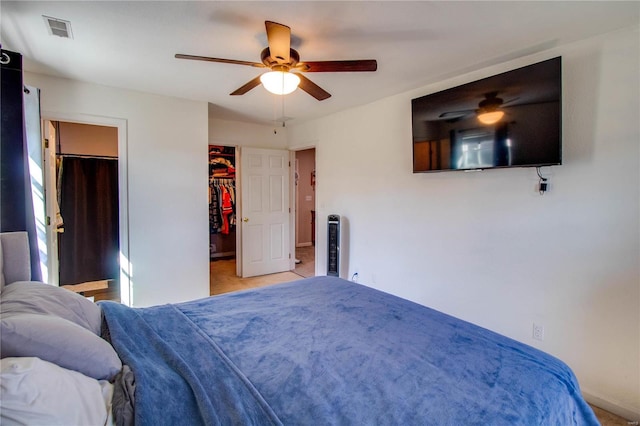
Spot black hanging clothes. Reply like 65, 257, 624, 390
58, 157, 120, 285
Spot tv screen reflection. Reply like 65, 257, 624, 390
411, 57, 561, 173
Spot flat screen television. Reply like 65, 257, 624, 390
411, 57, 561, 173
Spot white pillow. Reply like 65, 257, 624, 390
0, 357, 112, 426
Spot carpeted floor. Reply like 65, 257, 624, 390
294, 245, 315, 278
210, 246, 316, 295
590, 404, 634, 426
210, 258, 303, 295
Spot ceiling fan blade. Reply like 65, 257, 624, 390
297, 74, 331, 101
438, 110, 474, 119
175, 54, 265, 68
296, 59, 377, 73
265, 21, 291, 64
503, 97, 520, 106
230, 75, 263, 96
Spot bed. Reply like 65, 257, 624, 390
2, 277, 598, 424
0, 231, 598, 425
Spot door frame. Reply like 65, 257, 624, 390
41, 111, 131, 305
222, 144, 317, 278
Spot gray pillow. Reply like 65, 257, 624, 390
0, 239, 4, 291
0, 281, 102, 335
0, 313, 122, 381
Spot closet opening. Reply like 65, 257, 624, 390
208, 145, 237, 295
46, 121, 121, 302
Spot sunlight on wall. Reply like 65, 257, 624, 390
119, 251, 132, 306
29, 157, 48, 282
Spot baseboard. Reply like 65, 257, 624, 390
583, 390, 640, 421
296, 242, 313, 248
211, 251, 235, 259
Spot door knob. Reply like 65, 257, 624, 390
242, 217, 249, 223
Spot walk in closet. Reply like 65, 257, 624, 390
209, 145, 236, 259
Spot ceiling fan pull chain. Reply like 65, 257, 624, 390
282, 93, 286, 127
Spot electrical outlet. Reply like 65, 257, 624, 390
533, 323, 545, 341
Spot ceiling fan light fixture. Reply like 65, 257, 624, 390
260, 71, 300, 95
477, 110, 504, 125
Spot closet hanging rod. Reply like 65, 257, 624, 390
57, 153, 118, 160
209, 152, 235, 157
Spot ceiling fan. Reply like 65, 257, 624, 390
439, 92, 518, 125
175, 21, 377, 101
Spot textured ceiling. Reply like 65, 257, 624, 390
1, 1, 638, 125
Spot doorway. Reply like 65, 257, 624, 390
208, 145, 237, 261
208, 144, 238, 295
42, 118, 127, 303
210, 147, 308, 295
293, 148, 316, 278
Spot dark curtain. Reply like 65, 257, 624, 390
0, 48, 41, 280
58, 157, 120, 285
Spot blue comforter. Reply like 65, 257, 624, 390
101, 276, 598, 425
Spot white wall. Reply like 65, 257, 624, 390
209, 117, 287, 149
58, 122, 118, 157
288, 26, 639, 418
26, 73, 209, 307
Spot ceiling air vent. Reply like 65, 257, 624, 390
43, 16, 73, 39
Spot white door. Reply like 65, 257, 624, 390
240, 147, 290, 278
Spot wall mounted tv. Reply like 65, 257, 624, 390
411, 57, 561, 173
